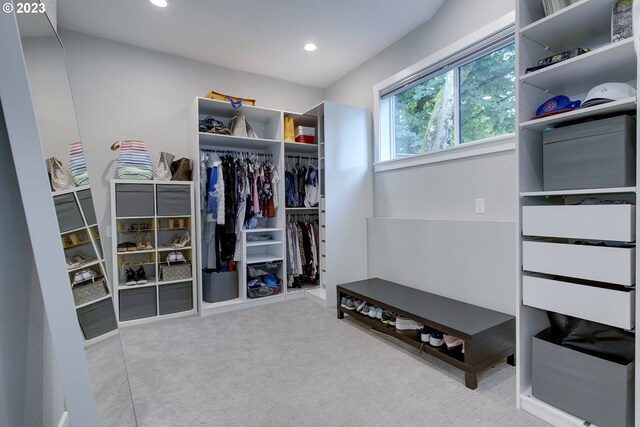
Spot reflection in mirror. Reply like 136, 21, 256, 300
17, 11, 137, 426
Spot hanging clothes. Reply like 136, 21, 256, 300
286, 215, 320, 288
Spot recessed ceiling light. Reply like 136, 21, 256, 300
482, 95, 493, 100
150, 0, 168, 7
304, 43, 317, 52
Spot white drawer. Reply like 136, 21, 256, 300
522, 241, 635, 286
523, 275, 635, 330
522, 205, 635, 241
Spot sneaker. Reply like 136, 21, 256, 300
429, 331, 445, 347
355, 300, 367, 312
125, 268, 137, 285
376, 308, 383, 320
82, 269, 96, 282
361, 305, 371, 316
420, 327, 432, 343
345, 298, 356, 310
73, 271, 85, 285
444, 334, 463, 350
136, 266, 148, 285
381, 310, 397, 325
368, 306, 378, 318
388, 312, 397, 326
340, 297, 348, 308
395, 317, 419, 330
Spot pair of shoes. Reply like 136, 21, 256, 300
419, 327, 447, 347
135, 232, 153, 250
125, 267, 148, 285
168, 218, 186, 229
162, 231, 190, 248
396, 317, 419, 331
368, 306, 383, 320
340, 296, 357, 310
73, 269, 97, 285
63, 233, 82, 247
128, 222, 150, 232
118, 242, 136, 252
444, 334, 464, 350
355, 300, 367, 312
166, 251, 185, 263
381, 310, 397, 326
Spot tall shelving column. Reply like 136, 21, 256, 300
516, 1, 638, 426
189, 97, 287, 314
282, 111, 322, 298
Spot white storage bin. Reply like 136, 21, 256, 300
522, 241, 635, 286
523, 275, 635, 330
523, 205, 635, 241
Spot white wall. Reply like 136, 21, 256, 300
0, 104, 65, 427
59, 29, 325, 272
325, 0, 517, 314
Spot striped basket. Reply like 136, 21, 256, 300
68, 141, 90, 186
111, 140, 153, 180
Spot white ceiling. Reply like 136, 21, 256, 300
57, 0, 445, 88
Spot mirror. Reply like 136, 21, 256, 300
16, 11, 137, 426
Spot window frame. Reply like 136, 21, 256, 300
373, 12, 516, 172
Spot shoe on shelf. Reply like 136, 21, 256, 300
125, 268, 137, 285
361, 305, 371, 316
354, 299, 364, 311
376, 308, 383, 320
68, 233, 81, 246
340, 297, 348, 308
168, 219, 175, 229
381, 311, 397, 326
145, 232, 153, 250
173, 231, 190, 248
368, 306, 378, 318
345, 299, 356, 310
177, 218, 185, 229
128, 223, 140, 232
429, 331, 445, 347
66, 258, 81, 270
73, 251, 95, 265
395, 317, 419, 331
163, 234, 181, 247
444, 335, 463, 350
72, 271, 85, 285
117, 242, 130, 252
420, 327, 432, 343
81, 269, 97, 282
136, 266, 148, 285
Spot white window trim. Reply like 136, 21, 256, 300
372, 11, 516, 172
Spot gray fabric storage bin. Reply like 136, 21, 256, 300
156, 184, 191, 216
77, 189, 97, 225
53, 193, 85, 233
532, 328, 634, 427
115, 183, 154, 217
119, 287, 157, 321
158, 282, 193, 315
543, 115, 636, 190
76, 297, 117, 340
202, 271, 238, 303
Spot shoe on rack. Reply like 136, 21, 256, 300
73, 251, 95, 265
177, 218, 185, 228
72, 271, 85, 285
381, 310, 396, 325
340, 297, 348, 308
145, 232, 153, 250
81, 269, 97, 282
125, 268, 137, 285
163, 234, 181, 247
395, 317, 419, 331
376, 308, 383, 320
66, 258, 81, 270
429, 331, 445, 347
345, 298, 356, 310
444, 335, 463, 350
354, 300, 364, 312
173, 231, 190, 248
420, 327, 432, 343
68, 233, 81, 246
361, 305, 371, 316
136, 266, 148, 285
368, 306, 378, 318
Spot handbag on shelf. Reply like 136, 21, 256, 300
160, 259, 191, 281
284, 116, 295, 142
154, 151, 175, 181
229, 115, 258, 139
204, 91, 256, 108
68, 142, 90, 186
199, 116, 231, 135
110, 140, 153, 180
46, 157, 76, 191
72, 279, 109, 307
170, 158, 193, 181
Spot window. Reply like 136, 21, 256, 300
378, 37, 515, 163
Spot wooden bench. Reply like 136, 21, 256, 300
337, 278, 515, 389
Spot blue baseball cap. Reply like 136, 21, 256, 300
531, 95, 581, 119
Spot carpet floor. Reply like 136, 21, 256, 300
119, 298, 548, 427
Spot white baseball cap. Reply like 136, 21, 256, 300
581, 82, 636, 108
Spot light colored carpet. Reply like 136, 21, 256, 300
119, 299, 548, 427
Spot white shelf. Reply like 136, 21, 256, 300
520, 187, 636, 197
520, 38, 636, 95
244, 228, 281, 233
156, 246, 192, 252
118, 281, 157, 290
61, 225, 88, 235
520, 0, 615, 52
158, 278, 193, 285
519, 97, 637, 131
117, 248, 155, 255
199, 132, 281, 150
284, 141, 319, 153
285, 207, 319, 211
197, 97, 281, 121
116, 216, 155, 220
245, 241, 282, 247
245, 254, 283, 264
67, 259, 102, 273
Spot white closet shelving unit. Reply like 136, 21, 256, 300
189, 98, 372, 313
516, 1, 638, 426
110, 180, 197, 325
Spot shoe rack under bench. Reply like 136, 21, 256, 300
336, 278, 516, 389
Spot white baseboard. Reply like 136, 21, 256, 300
58, 411, 69, 427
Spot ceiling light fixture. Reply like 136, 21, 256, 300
482, 95, 493, 100
150, 0, 168, 7
304, 43, 317, 52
